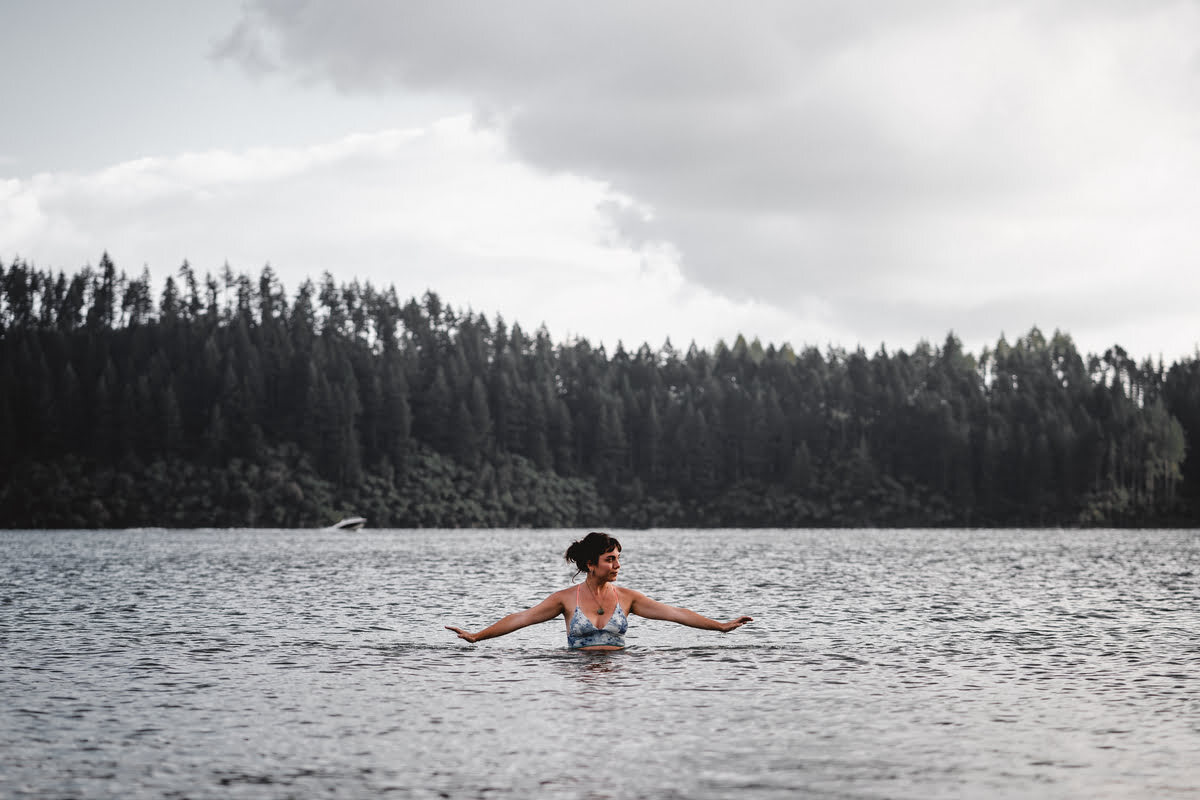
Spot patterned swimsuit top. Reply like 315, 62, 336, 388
567, 584, 628, 649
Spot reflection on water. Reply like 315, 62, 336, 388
1, 527, 1198, 799
565, 650, 625, 685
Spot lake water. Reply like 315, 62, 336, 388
1, 527, 1198, 799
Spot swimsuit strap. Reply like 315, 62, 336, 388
577, 582, 612, 626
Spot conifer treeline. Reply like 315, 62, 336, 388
2, 255, 1197, 528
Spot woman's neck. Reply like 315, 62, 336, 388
586, 575, 612, 592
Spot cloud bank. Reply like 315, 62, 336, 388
2, 118, 800, 350
212, 1, 1200, 359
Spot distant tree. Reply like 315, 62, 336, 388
1, 257, 1196, 528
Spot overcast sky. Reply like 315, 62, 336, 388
3, 1, 1198, 362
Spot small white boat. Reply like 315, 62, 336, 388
327, 516, 367, 531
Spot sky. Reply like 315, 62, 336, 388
2, 1, 1198, 363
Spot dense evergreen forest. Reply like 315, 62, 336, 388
2, 255, 1197, 528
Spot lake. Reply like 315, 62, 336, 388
1, 527, 1198, 798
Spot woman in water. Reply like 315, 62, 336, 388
444, 531, 753, 650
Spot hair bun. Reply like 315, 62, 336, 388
564, 531, 621, 576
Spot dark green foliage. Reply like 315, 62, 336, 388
0, 255, 1196, 528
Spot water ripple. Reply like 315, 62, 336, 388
2, 527, 1199, 799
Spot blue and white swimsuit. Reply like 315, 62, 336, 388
567, 585, 628, 649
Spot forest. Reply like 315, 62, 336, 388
1, 255, 1197, 529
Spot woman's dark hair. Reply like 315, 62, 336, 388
564, 532, 621, 576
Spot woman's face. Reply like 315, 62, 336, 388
589, 547, 621, 583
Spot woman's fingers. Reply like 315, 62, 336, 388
444, 625, 473, 642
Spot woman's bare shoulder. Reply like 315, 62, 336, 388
549, 584, 578, 604
616, 586, 648, 603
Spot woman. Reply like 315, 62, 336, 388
444, 531, 753, 650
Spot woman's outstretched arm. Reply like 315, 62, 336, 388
627, 590, 753, 633
444, 592, 564, 644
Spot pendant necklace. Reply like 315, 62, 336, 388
586, 579, 610, 616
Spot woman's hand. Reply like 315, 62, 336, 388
719, 616, 754, 633
444, 625, 478, 643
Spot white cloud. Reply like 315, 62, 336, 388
5, 2, 1198, 362
208, 1, 1200, 361
1, 117, 802, 350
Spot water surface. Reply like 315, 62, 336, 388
1, 528, 1198, 798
